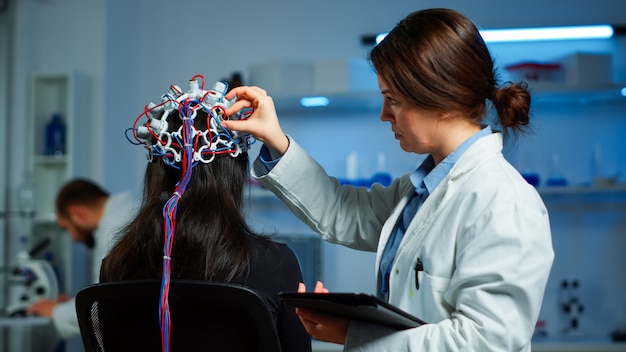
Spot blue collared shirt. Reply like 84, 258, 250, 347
379, 125, 492, 295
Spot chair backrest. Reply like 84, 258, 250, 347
75, 279, 282, 352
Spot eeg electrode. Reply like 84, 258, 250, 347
128, 75, 254, 168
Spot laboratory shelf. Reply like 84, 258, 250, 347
273, 91, 383, 114
32, 217, 58, 226
0, 316, 50, 327
33, 155, 68, 164
247, 183, 626, 207
539, 184, 626, 195
538, 184, 626, 211
244, 186, 287, 213
529, 82, 626, 106
273, 83, 626, 114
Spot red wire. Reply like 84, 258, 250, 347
170, 84, 182, 96
190, 75, 205, 90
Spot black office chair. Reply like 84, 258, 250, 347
75, 279, 282, 352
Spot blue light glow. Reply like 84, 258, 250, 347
375, 25, 614, 44
375, 33, 388, 44
480, 25, 614, 43
621, 87, 626, 97
300, 96, 330, 108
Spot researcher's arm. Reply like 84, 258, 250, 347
51, 298, 81, 338
26, 295, 67, 318
27, 293, 80, 339
255, 138, 408, 251
38, 297, 80, 339
223, 86, 409, 251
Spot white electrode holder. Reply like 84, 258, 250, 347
130, 76, 254, 168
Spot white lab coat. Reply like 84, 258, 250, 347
252, 133, 554, 351
51, 192, 138, 338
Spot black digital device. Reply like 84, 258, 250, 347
279, 292, 427, 330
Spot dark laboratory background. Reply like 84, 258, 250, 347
0, 0, 625, 351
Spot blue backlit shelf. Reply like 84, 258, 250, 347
273, 83, 626, 114
530, 82, 626, 106
538, 184, 626, 211
274, 91, 382, 114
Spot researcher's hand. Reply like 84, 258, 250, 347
295, 281, 350, 345
222, 86, 290, 155
26, 294, 70, 318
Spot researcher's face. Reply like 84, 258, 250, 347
57, 213, 95, 248
378, 76, 443, 157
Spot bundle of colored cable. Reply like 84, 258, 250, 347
125, 75, 254, 351
159, 101, 195, 352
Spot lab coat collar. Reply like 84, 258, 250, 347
374, 132, 505, 280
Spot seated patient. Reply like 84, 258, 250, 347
99, 77, 311, 352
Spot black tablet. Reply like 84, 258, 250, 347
279, 292, 427, 330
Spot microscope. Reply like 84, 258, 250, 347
4, 238, 59, 318
1, 174, 60, 318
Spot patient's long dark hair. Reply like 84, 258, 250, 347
101, 110, 259, 283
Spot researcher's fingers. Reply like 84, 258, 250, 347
221, 85, 288, 153
298, 282, 306, 293
296, 308, 318, 332
225, 85, 267, 100
25, 303, 36, 313
295, 308, 349, 344
314, 281, 330, 293
25, 299, 46, 313
224, 99, 253, 117
249, 86, 267, 96
223, 86, 275, 123
220, 118, 252, 133
296, 310, 318, 335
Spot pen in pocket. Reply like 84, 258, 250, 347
414, 257, 423, 290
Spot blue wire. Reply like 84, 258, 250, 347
159, 102, 195, 352
125, 128, 143, 145
131, 84, 255, 352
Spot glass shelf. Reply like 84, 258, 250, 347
529, 82, 626, 106
273, 83, 626, 114
538, 184, 626, 211
33, 155, 68, 164
274, 91, 383, 114
248, 183, 626, 212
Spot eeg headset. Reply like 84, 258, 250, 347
126, 75, 254, 352
128, 74, 254, 167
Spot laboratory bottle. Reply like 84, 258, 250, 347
546, 154, 568, 187
45, 113, 66, 155
518, 150, 540, 187
371, 152, 392, 187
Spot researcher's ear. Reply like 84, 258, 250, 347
66, 205, 89, 226
438, 110, 454, 120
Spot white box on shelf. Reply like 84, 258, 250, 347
560, 53, 612, 86
504, 62, 565, 83
313, 58, 378, 94
249, 60, 314, 96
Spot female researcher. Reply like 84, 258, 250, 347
100, 78, 311, 352
222, 8, 554, 351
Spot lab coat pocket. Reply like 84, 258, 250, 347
411, 271, 452, 323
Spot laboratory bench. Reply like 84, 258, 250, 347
0, 316, 50, 327
0, 316, 52, 351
